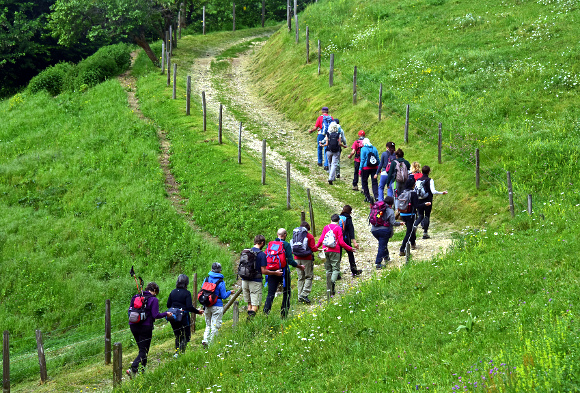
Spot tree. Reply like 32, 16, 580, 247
48, 0, 178, 66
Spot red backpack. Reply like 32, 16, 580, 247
368, 201, 390, 227
266, 241, 287, 270
197, 278, 223, 307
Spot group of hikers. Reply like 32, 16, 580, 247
123, 105, 448, 377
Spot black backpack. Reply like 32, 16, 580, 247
237, 249, 261, 280
291, 227, 312, 257
328, 132, 340, 153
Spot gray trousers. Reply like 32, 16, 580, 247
326, 151, 341, 181
297, 258, 314, 298
202, 306, 223, 345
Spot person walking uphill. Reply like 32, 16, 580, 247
370, 196, 403, 269
308, 106, 333, 170
292, 222, 318, 304
374, 142, 397, 202
201, 263, 232, 347
127, 282, 172, 379
320, 122, 348, 185
347, 130, 366, 191
315, 214, 355, 296
239, 235, 283, 320
339, 205, 362, 277
414, 165, 448, 239
384, 148, 410, 209
166, 274, 204, 357
263, 229, 305, 318
359, 138, 380, 203
397, 177, 431, 256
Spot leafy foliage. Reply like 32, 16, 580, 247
28, 62, 74, 96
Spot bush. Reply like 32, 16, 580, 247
28, 62, 75, 96
92, 43, 132, 73
73, 43, 131, 91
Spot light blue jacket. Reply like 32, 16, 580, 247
205, 272, 232, 307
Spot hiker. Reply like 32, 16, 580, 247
332, 118, 348, 179
359, 138, 380, 203
347, 130, 366, 191
308, 106, 333, 170
263, 229, 305, 318
166, 274, 204, 357
127, 282, 172, 378
410, 161, 422, 180
315, 214, 355, 296
339, 205, 362, 277
383, 148, 411, 209
239, 235, 282, 320
414, 165, 448, 239
320, 122, 347, 185
201, 263, 232, 347
292, 222, 319, 304
397, 178, 431, 256
369, 196, 403, 269
374, 142, 397, 202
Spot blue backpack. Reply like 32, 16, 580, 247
338, 215, 348, 239
321, 114, 333, 134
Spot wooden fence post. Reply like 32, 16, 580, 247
475, 148, 480, 190
202, 91, 206, 131
218, 104, 223, 144
238, 122, 242, 164
105, 300, 111, 365
262, 0, 265, 28
186, 76, 191, 115
405, 242, 411, 265
527, 194, 533, 215
261, 139, 266, 185
294, 0, 298, 43
438, 122, 442, 164
326, 272, 332, 301
404, 104, 409, 143
167, 55, 171, 87
161, 42, 165, 74
35, 330, 47, 384
169, 25, 173, 51
507, 171, 515, 218
287, 0, 291, 31
172, 63, 177, 99
178, 11, 182, 39
223, 289, 243, 313
353, 66, 357, 104
203, 6, 206, 35
286, 161, 291, 209
3, 330, 9, 393
329, 54, 334, 87
307, 188, 315, 237
317, 40, 321, 75
305, 26, 309, 64
232, 2, 236, 32
112, 343, 122, 387
232, 301, 239, 331
173, 23, 177, 49
191, 273, 197, 333
165, 31, 169, 54
301, 211, 306, 223
378, 83, 383, 121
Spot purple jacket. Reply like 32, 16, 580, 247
129, 293, 168, 327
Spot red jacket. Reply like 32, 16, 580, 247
294, 232, 319, 260
315, 224, 353, 253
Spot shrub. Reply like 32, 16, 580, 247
92, 43, 132, 73
28, 62, 75, 96
73, 43, 131, 91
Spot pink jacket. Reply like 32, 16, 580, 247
315, 224, 353, 253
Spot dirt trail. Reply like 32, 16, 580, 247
188, 36, 455, 296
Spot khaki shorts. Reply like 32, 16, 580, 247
242, 280, 263, 306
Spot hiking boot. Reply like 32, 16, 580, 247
352, 186, 359, 191
423, 232, 430, 239
328, 180, 333, 185
173, 352, 179, 358
336, 174, 340, 178
247, 310, 256, 320
202, 341, 208, 349
376, 264, 384, 270
399, 251, 406, 257
126, 369, 135, 380
352, 269, 363, 277
336, 273, 342, 281
411, 243, 416, 250
324, 166, 329, 171
317, 162, 323, 166
384, 255, 390, 262
299, 296, 311, 304
331, 282, 336, 296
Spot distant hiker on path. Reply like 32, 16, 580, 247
384, 148, 410, 209
369, 197, 403, 269
414, 165, 448, 239
238, 235, 281, 320
375, 142, 397, 202
308, 106, 333, 170
397, 178, 431, 256
359, 138, 380, 203
347, 130, 366, 191
315, 214, 355, 296
263, 229, 305, 318
320, 122, 347, 185
332, 118, 348, 179
127, 282, 172, 379
338, 205, 362, 277
201, 263, 232, 347
292, 222, 319, 304
166, 274, 204, 357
